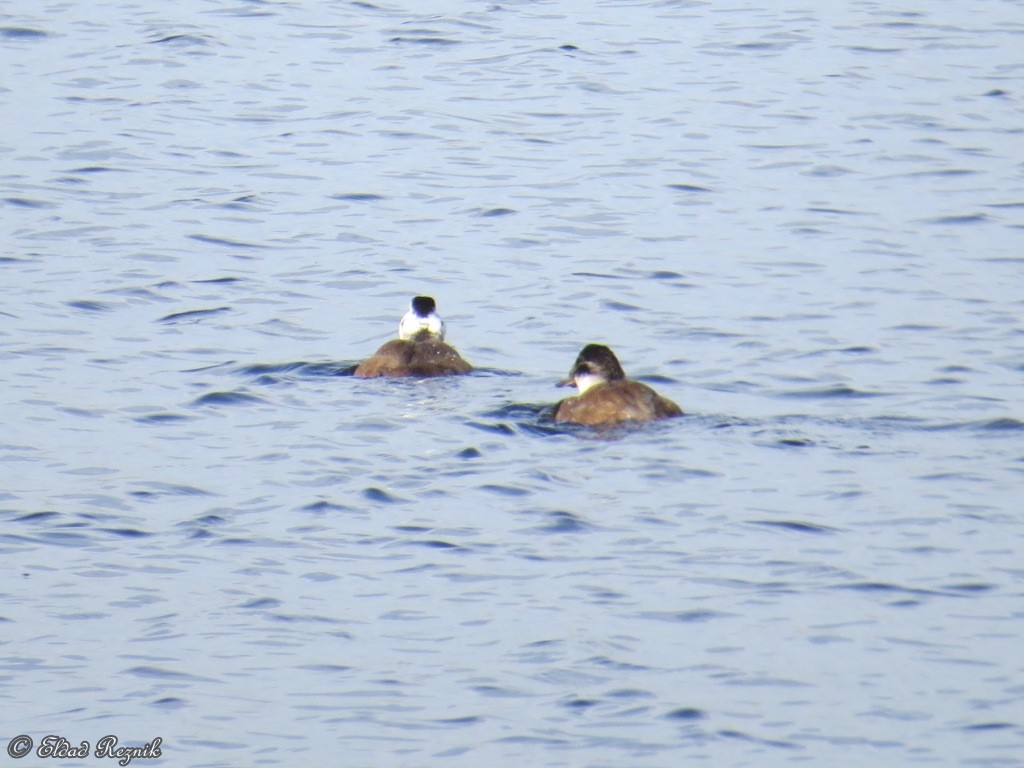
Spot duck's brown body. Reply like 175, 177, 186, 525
554, 379, 682, 425
354, 335, 472, 379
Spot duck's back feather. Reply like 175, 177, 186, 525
354, 338, 472, 378
553, 380, 681, 425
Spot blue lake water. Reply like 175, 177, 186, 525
2, 1, 1023, 766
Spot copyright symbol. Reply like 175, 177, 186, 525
7, 735, 33, 759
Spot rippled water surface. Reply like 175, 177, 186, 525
3, 1, 1023, 766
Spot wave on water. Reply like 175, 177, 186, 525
158, 306, 232, 324
747, 520, 839, 535
775, 385, 889, 400
191, 390, 266, 407
0, 27, 49, 38
238, 361, 359, 382
235, 361, 522, 386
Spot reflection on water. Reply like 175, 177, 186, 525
2, 0, 1023, 765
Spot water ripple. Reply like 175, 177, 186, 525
158, 306, 231, 324
191, 390, 265, 407
747, 520, 838, 535
1, 27, 49, 39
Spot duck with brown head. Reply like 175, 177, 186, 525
553, 344, 682, 425
354, 296, 472, 378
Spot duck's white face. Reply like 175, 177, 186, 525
572, 370, 605, 394
398, 307, 445, 341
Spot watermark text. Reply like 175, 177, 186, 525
7, 735, 162, 766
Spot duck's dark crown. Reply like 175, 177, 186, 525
572, 344, 626, 381
411, 296, 437, 318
